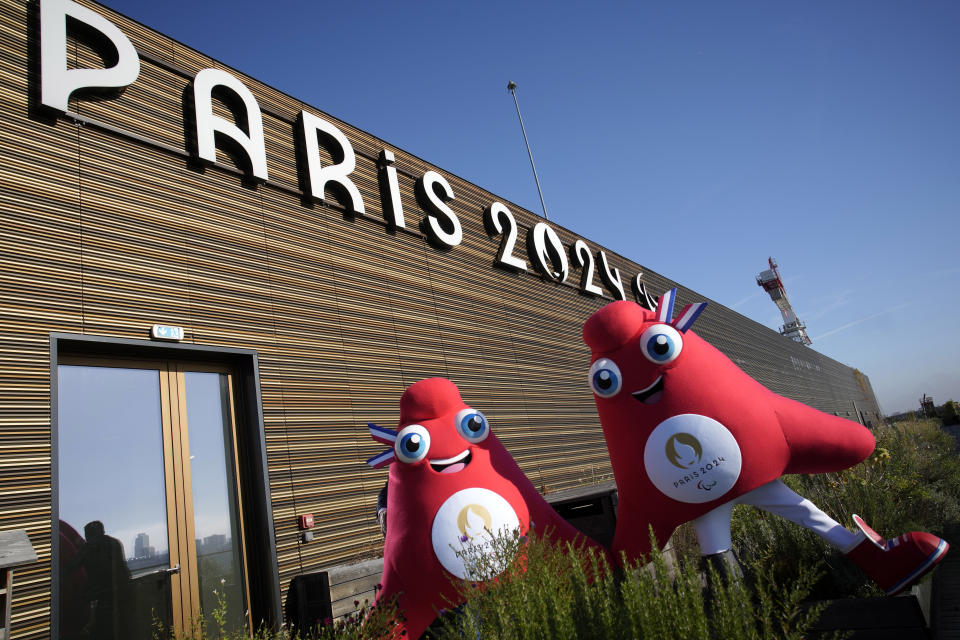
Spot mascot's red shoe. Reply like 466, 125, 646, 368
366, 378, 605, 639
846, 514, 949, 595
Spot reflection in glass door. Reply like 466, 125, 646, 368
183, 371, 248, 634
57, 365, 170, 640
56, 361, 249, 639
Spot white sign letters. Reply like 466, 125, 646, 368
37, 0, 661, 306
40, 0, 140, 112
194, 68, 269, 181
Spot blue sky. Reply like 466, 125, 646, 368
98, 0, 959, 415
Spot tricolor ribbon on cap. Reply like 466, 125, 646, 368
671, 302, 707, 333
656, 287, 707, 333
366, 422, 398, 468
655, 288, 676, 323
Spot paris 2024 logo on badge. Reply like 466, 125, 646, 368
432, 487, 520, 579
643, 414, 742, 503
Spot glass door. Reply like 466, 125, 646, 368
182, 369, 249, 634
56, 360, 249, 639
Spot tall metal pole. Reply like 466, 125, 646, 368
507, 81, 549, 221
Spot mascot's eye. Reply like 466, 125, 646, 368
455, 408, 489, 443
639, 324, 683, 365
394, 424, 431, 464
588, 358, 622, 398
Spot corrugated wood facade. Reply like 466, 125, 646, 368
0, 0, 881, 637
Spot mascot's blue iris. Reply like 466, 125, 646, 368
588, 358, 622, 398
455, 408, 490, 443
401, 433, 425, 454
646, 334, 676, 361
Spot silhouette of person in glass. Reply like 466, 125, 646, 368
59, 520, 89, 640
68, 521, 132, 640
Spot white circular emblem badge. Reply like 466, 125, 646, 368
643, 414, 742, 504
431, 487, 521, 580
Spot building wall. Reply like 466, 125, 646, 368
0, 1, 881, 636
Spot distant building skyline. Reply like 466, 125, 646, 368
134, 532, 156, 559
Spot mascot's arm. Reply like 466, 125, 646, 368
773, 394, 875, 475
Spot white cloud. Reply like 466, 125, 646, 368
811, 302, 912, 342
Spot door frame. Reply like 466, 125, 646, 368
49, 333, 281, 637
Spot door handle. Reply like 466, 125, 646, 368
134, 564, 181, 580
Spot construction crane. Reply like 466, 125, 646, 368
756, 257, 812, 346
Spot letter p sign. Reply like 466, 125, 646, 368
40, 0, 140, 113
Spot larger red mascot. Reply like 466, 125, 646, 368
366, 378, 601, 639
582, 290, 947, 595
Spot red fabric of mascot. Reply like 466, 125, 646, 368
582, 291, 948, 595
366, 378, 602, 639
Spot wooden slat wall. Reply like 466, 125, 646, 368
0, 1, 882, 637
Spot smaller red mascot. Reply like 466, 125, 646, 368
366, 378, 602, 639
582, 290, 948, 595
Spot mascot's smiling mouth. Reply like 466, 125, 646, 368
430, 449, 471, 474
632, 375, 664, 405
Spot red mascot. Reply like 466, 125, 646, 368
582, 290, 947, 595
366, 377, 603, 639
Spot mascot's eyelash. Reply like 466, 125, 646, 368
369, 422, 398, 444
672, 301, 707, 333
656, 287, 707, 333
367, 449, 394, 468
655, 288, 676, 323
367, 422, 398, 468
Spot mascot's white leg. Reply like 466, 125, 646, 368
690, 479, 860, 554
690, 502, 736, 555
741, 479, 862, 551
689, 501, 741, 584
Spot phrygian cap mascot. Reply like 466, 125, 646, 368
366, 378, 604, 639
582, 289, 948, 595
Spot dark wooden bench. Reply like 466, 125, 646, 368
326, 557, 384, 619
285, 557, 385, 632
0, 530, 36, 640
544, 480, 618, 547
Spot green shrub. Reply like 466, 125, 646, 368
942, 400, 960, 426
434, 528, 833, 640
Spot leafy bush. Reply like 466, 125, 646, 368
942, 400, 959, 426
434, 528, 833, 640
